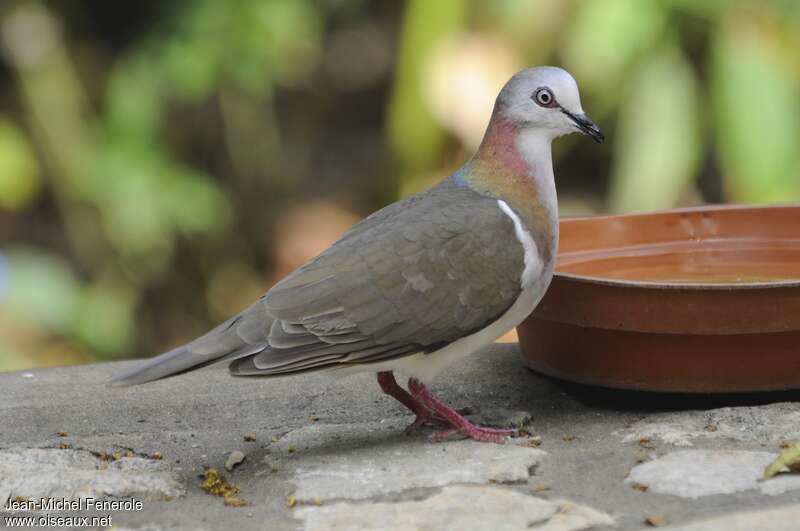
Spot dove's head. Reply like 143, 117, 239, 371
494, 66, 603, 143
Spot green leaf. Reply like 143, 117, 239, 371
388, 0, 467, 171
243, 0, 322, 89
0, 117, 40, 210
163, 0, 227, 101
562, 0, 667, 94
711, 13, 800, 202
165, 168, 232, 235
609, 42, 702, 212
660, 0, 730, 17
4, 248, 81, 334
74, 282, 136, 356
105, 55, 162, 141
92, 143, 173, 257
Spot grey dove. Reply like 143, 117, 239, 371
112, 66, 603, 444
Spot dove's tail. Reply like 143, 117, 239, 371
109, 302, 272, 387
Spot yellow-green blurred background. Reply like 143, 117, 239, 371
1, 0, 799, 371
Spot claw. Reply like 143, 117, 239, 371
429, 428, 461, 443
403, 410, 452, 435
377, 372, 524, 445
430, 426, 518, 444
407, 377, 521, 445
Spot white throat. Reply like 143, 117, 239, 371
514, 128, 554, 180
513, 128, 559, 257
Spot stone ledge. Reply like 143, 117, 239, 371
2, 343, 799, 530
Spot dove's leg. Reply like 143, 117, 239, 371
376, 371, 447, 434
407, 378, 517, 444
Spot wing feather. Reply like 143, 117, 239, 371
112, 178, 532, 386
237, 179, 528, 376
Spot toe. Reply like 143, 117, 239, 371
429, 428, 461, 443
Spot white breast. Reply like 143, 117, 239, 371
496, 199, 543, 288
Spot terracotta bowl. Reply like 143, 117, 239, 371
517, 204, 800, 393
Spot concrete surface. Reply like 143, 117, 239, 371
659, 504, 800, 531
281, 423, 547, 502
626, 450, 800, 498
1, 343, 799, 530
296, 485, 614, 531
0, 447, 184, 502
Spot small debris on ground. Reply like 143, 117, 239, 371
99, 448, 136, 461
467, 408, 532, 429
200, 467, 248, 507
244, 432, 257, 442
632, 482, 649, 492
562, 434, 576, 442
763, 441, 800, 479
151, 451, 163, 460
644, 515, 668, 527
523, 435, 542, 448
57, 431, 68, 437
225, 450, 246, 471
287, 445, 296, 453
262, 455, 280, 472
309, 415, 319, 422
286, 495, 297, 508
533, 483, 550, 492
58, 443, 71, 449
639, 437, 656, 450
705, 423, 718, 432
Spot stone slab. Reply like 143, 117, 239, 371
657, 503, 800, 531
615, 404, 800, 447
2, 344, 800, 530
626, 450, 800, 498
279, 422, 546, 502
296, 485, 615, 531
0, 447, 184, 501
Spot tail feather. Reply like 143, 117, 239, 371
109, 302, 271, 387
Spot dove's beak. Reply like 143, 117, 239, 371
562, 109, 604, 143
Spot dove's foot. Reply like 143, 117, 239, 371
376, 371, 448, 434
429, 425, 517, 444
402, 414, 447, 435
407, 377, 518, 445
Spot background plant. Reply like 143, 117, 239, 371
1, 0, 798, 370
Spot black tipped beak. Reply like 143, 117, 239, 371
562, 109, 604, 143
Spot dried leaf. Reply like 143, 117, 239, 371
200, 467, 248, 507
763, 442, 800, 479
645, 515, 668, 527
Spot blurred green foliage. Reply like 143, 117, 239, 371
1, 0, 799, 370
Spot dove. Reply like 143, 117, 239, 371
112, 66, 603, 444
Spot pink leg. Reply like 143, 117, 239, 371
376, 372, 447, 434
407, 378, 518, 444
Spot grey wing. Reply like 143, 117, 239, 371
229, 181, 526, 376
109, 299, 274, 386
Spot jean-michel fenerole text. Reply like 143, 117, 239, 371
4, 495, 143, 512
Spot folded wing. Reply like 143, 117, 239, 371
230, 180, 526, 375
111, 180, 528, 385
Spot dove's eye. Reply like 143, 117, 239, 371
533, 87, 556, 108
